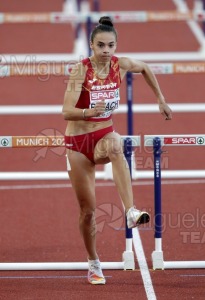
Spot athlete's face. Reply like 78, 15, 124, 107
90, 32, 117, 62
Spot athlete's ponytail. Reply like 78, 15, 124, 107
90, 16, 118, 42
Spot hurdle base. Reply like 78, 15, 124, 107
152, 250, 164, 270
122, 251, 135, 270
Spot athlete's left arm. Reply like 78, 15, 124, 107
119, 57, 172, 120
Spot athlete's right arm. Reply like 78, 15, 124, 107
62, 63, 105, 120
62, 63, 87, 120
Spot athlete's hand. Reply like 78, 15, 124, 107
93, 100, 106, 116
159, 102, 172, 120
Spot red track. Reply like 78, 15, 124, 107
0, 0, 205, 299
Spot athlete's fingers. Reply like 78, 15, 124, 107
159, 103, 172, 120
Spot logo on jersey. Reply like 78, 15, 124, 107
88, 78, 97, 84
91, 82, 117, 90
89, 88, 120, 118
90, 89, 119, 101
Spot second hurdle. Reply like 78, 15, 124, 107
145, 134, 205, 270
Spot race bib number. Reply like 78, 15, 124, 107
89, 89, 120, 118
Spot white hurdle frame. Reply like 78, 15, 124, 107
1, 135, 205, 180
0, 135, 141, 271
145, 134, 205, 270
1, 103, 205, 114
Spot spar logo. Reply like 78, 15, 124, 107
197, 137, 205, 145
1, 138, 9, 147
90, 89, 120, 101
164, 136, 205, 145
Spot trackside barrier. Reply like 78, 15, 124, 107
1, 103, 205, 114
3, 52, 205, 63
144, 135, 205, 270
0, 135, 141, 271
1, 135, 205, 180
1, 135, 205, 270
2, 62, 205, 77
0, 11, 205, 23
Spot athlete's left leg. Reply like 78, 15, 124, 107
94, 131, 134, 212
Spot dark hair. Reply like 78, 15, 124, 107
90, 16, 118, 42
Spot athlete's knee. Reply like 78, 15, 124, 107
107, 140, 123, 161
80, 208, 95, 225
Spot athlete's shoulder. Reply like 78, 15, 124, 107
118, 57, 146, 73
111, 55, 119, 62
118, 57, 134, 70
69, 60, 87, 80
81, 57, 92, 67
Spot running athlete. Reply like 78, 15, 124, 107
62, 16, 172, 285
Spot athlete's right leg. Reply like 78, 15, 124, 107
66, 149, 98, 260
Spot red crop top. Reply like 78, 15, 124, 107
75, 56, 121, 122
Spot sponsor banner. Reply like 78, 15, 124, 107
149, 64, 173, 74
4, 13, 50, 23
174, 63, 205, 74
147, 11, 192, 21
12, 136, 64, 147
164, 136, 205, 145
1, 11, 204, 24
112, 12, 147, 22
144, 135, 205, 146
9, 63, 65, 76
51, 13, 81, 23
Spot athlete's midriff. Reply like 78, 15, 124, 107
65, 119, 113, 136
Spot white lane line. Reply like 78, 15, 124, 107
133, 228, 157, 300
0, 179, 205, 190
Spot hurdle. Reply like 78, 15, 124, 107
0, 135, 141, 271
2, 61, 205, 77
144, 134, 205, 269
1, 103, 205, 115
0, 10, 205, 24
1, 135, 205, 181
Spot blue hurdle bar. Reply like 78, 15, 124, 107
122, 137, 135, 269
124, 137, 133, 241
153, 137, 162, 239
126, 72, 133, 136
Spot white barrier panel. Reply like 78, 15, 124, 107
1, 103, 205, 115
144, 134, 205, 147
0, 135, 205, 180
1, 170, 205, 181
1, 62, 205, 77
0, 135, 140, 148
0, 10, 204, 23
2, 52, 205, 63
1, 135, 205, 270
